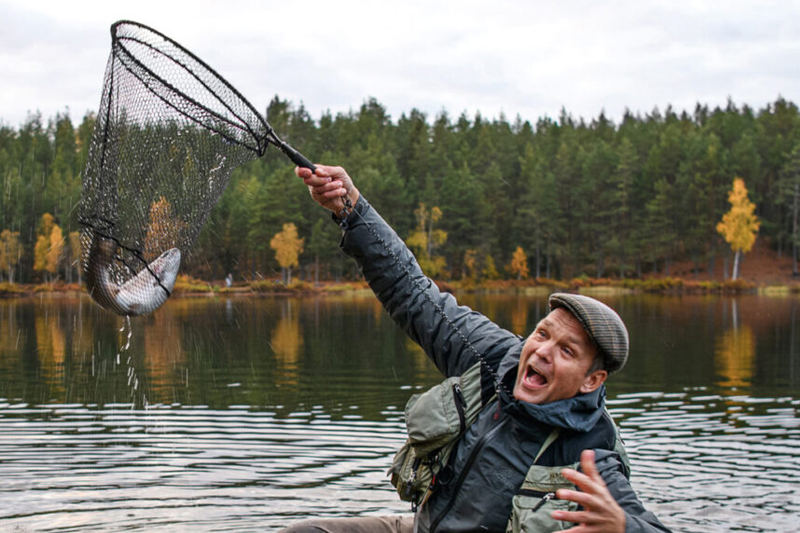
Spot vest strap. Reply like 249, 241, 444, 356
533, 429, 560, 464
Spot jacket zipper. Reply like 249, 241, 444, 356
452, 383, 467, 433
429, 412, 509, 533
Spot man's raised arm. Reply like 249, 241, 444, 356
294, 164, 518, 378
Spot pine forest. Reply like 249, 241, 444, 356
1, 96, 799, 286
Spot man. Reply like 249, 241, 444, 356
282, 164, 671, 533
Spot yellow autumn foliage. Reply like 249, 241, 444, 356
509, 246, 529, 280
407, 203, 448, 278
34, 213, 63, 276
270, 223, 304, 270
716, 178, 760, 254
0, 229, 22, 281
144, 196, 187, 261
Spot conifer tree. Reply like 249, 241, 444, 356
778, 145, 800, 275
2, 98, 800, 284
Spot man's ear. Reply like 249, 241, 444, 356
580, 369, 608, 394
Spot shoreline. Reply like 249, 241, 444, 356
2, 276, 799, 299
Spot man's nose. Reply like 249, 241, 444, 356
536, 340, 556, 362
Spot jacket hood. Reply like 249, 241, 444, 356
496, 346, 606, 433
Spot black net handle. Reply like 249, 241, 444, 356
268, 128, 316, 173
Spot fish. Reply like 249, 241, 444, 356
85, 235, 181, 316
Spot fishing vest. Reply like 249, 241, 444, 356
389, 362, 631, 532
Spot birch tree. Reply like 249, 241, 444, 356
716, 178, 760, 280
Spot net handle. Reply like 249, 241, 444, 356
277, 140, 316, 173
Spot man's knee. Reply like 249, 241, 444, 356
279, 520, 330, 533
279, 516, 412, 533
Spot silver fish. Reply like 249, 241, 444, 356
85, 235, 181, 316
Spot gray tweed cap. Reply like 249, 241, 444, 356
548, 293, 629, 374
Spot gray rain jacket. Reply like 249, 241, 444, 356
337, 196, 671, 533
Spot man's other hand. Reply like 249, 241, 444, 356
552, 449, 625, 533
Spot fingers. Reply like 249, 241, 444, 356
294, 166, 310, 178
314, 164, 349, 181
295, 164, 357, 214
560, 450, 602, 493
551, 509, 592, 528
306, 174, 346, 195
552, 498, 625, 533
295, 165, 323, 184
294, 164, 348, 179
311, 182, 348, 201
295, 165, 350, 188
552, 450, 626, 533
580, 449, 600, 478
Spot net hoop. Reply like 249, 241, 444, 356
111, 20, 270, 156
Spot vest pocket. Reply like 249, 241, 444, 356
389, 362, 486, 505
403, 362, 483, 455
506, 465, 579, 533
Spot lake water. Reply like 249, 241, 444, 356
0, 293, 798, 532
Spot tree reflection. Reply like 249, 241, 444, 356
35, 309, 68, 398
714, 315, 755, 390
0, 302, 20, 358
405, 336, 438, 381
1, 294, 798, 409
511, 297, 530, 336
272, 299, 302, 387
143, 301, 187, 404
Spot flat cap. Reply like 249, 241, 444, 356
548, 293, 629, 374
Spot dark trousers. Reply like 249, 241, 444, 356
280, 515, 414, 533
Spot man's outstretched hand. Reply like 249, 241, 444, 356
295, 164, 359, 215
552, 450, 626, 533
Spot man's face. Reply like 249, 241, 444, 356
513, 308, 607, 405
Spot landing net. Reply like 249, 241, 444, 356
79, 21, 269, 315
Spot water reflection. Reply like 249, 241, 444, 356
715, 324, 756, 388
272, 300, 302, 387
0, 293, 799, 532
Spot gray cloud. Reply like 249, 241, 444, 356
2, 0, 800, 128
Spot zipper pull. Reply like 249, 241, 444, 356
453, 383, 466, 407
531, 492, 556, 513
452, 383, 468, 432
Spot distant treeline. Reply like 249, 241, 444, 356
1, 96, 799, 284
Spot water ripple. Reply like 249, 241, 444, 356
608, 391, 800, 533
1, 390, 798, 532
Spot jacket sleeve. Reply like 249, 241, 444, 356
594, 451, 673, 533
336, 196, 521, 378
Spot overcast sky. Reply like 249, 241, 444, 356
2, 0, 799, 129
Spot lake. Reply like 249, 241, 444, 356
0, 292, 798, 532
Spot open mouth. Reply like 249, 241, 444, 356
525, 365, 548, 388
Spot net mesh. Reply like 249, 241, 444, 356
80, 21, 269, 315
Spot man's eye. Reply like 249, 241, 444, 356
562, 346, 574, 357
